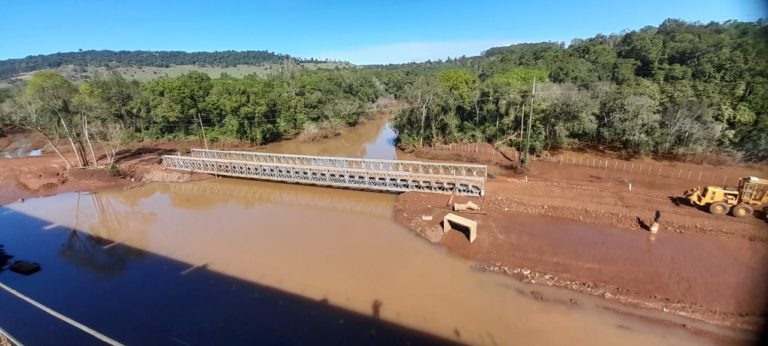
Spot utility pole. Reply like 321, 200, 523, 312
523, 78, 535, 168
197, 113, 209, 149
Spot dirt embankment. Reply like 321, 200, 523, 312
0, 138, 214, 206
396, 151, 768, 333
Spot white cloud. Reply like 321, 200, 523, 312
313, 40, 516, 65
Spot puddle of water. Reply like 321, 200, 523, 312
1, 140, 43, 159
0, 115, 737, 345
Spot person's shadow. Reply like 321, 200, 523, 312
636, 217, 650, 231
637, 211, 661, 232
372, 300, 382, 319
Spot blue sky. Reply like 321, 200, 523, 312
0, 0, 764, 64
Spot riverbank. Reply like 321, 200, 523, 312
0, 112, 396, 206
394, 157, 768, 335
0, 144, 202, 205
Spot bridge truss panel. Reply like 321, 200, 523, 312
190, 149, 488, 179
163, 154, 486, 197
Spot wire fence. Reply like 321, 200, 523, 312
432, 142, 745, 186
433, 143, 519, 162
533, 152, 737, 186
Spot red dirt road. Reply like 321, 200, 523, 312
396, 151, 768, 332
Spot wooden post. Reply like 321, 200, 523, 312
198, 114, 209, 150
524, 78, 536, 166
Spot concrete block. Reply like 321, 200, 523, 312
453, 203, 468, 211
443, 213, 477, 243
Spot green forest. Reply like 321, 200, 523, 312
0, 64, 384, 167
0, 18, 766, 168
0, 50, 323, 79
387, 19, 768, 162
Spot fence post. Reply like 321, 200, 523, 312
698, 171, 702, 181
687, 170, 692, 180
722, 176, 727, 185
657, 167, 662, 176
639, 164, 643, 173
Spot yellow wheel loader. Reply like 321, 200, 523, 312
685, 176, 768, 218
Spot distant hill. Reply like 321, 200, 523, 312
0, 50, 341, 79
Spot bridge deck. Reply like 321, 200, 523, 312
163, 149, 486, 196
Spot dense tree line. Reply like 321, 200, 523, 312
0, 64, 384, 167
386, 19, 768, 162
0, 50, 324, 79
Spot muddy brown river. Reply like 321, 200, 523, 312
0, 117, 747, 345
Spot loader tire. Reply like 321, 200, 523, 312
709, 202, 729, 216
732, 204, 753, 218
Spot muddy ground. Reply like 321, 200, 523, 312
0, 130, 212, 205
396, 147, 768, 333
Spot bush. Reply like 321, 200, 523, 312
296, 120, 344, 142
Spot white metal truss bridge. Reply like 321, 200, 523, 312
162, 149, 487, 196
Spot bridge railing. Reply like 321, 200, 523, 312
190, 149, 487, 178
163, 154, 486, 196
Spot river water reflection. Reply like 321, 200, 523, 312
1, 117, 729, 345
